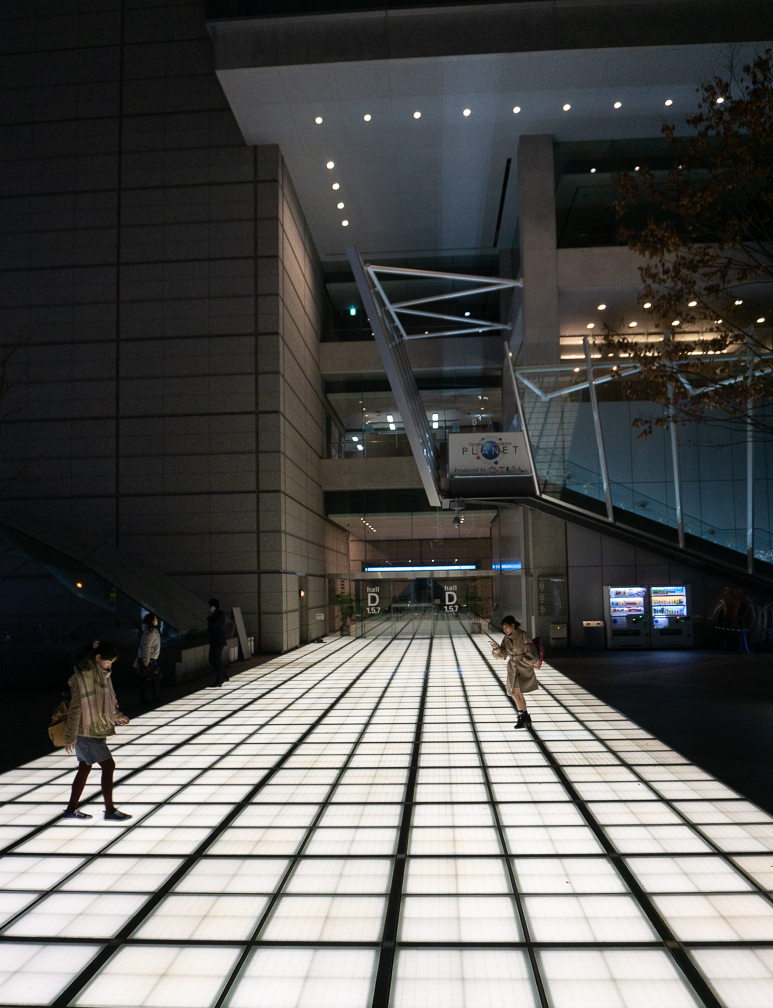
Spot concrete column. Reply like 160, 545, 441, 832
522, 509, 569, 642
516, 135, 561, 365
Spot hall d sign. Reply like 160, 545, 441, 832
448, 433, 532, 477
446, 432, 535, 498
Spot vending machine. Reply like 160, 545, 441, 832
604, 586, 651, 648
650, 585, 693, 648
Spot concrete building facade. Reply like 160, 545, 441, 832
2, 0, 772, 652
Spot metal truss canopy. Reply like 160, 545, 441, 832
365, 263, 521, 340
346, 246, 521, 510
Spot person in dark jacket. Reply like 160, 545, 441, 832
207, 598, 228, 687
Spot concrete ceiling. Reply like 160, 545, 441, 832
214, 40, 765, 260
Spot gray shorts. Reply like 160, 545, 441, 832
74, 735, 112, 764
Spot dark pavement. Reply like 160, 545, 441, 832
549, 648, 773, 815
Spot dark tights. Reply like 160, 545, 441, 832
66, 757, 115, 813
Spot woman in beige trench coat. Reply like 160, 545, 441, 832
490, 615, 539, 730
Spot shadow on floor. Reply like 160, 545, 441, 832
548, 647, 773, 816
0, 653, 276, 774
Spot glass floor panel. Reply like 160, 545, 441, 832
0, 621, 771, 1007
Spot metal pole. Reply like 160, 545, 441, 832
746, 348, 755, 573
504, 342, 541, 498
667, 381, 686, 550
582, 336, 614, 522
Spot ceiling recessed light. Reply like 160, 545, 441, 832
463, 108, 471, 116
341, 219, 349, 226
643, 302, 652, 308
628, 321, 637, 327
326, 161, 334, 169
363, 114, 372, 121
413, 111, 421, 119
387, 415, 394, 423
688, 300, 698, 307
352, 436, 358, 442
513, 106, 521, 114
597, 304, 606, 310
665, 99, 673, 106
613, 101, 622, 108
672, 320, 681, 326
314, 116, 323, 124
332, 183, 340, 190
590, 168, 597, 173
389, 423, 396, 430
586, 323, 595, 329
337, 202, 344, 209
562, 103, 571, 111
357, 444, 363, 450
757, 317, 766, 323
734, 299, 743, 305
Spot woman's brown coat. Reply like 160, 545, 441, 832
492, 628, 540, 695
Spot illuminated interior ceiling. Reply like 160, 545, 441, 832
329, 510, 497, 540
2, 628, 773, 1006
213, 42, 763, 259
328, 389, 499, 431
558, 286, 772, 359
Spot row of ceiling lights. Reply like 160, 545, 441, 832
319, 95, 729, 228
312, 96, 702, 126
583, 299, 764, 330
325, 162, 349, 227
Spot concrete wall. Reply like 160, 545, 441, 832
489, 507, 527, 627
0, 3, 335, 652
1, 0, 262, 637
490, 504, 729, 648
255, 145, 336, 652
321, 457, 423, 491
566, 523, 728, 647
515, 135, 560, 366
320, 336, 503, 378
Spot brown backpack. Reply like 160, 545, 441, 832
48, 700, 69, 748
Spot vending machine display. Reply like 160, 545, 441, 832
650, 585, 692, 648
604, 586, 651, 648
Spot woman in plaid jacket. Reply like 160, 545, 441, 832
62, 640, 132, 821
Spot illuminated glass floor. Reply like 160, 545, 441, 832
1, 615, 773, 1008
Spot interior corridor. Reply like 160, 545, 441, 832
0, 616, 772, 1008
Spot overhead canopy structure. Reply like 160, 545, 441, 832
0, 506, 208, 634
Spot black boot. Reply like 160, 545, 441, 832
514, 710, 531, 730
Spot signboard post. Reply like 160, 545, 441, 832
231, 606, 251, 660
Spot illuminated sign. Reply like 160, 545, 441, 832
448, 433, 532, 477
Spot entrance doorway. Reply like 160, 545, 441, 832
329, 571, 501, 639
